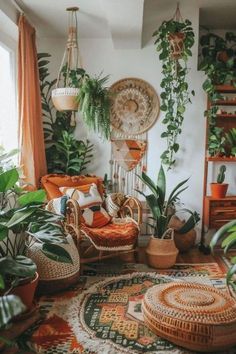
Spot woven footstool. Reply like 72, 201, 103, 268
142, 282, 236, 352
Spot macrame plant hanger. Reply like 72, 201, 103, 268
52, 7, 82, 119
169, 2, 185, 61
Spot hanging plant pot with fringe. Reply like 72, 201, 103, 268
52, 87, 80, 111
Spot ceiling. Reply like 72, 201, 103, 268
10, 0, 236, 47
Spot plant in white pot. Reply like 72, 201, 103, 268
136, 165, 190, 268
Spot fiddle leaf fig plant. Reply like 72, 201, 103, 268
153, 19, 195, 168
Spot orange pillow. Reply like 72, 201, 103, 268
81, 205, 111, 228
59, 183, 103, 208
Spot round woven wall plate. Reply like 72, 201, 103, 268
110, 78, 160, 135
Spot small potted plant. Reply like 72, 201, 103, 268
211, 165, 228, 198
136, 165, 190, 268
168, 211, 200, 253
210, 220, 236, 291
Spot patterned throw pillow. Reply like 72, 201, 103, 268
59, 183, 103, 208
82, 205, 111, 228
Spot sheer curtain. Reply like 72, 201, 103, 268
18, 15, 47, 188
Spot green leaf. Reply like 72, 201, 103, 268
6, 207, 36, 228
145, 194, 161, 220
0, 295, 26, 328
42, 243, 73, 264
226, 264, 236, 284
210, 220, 236, 251
222, 232, 236, 248
156, 165, 166, 205
0, 169, 19, 192
166, 178, 189, 207
138, 172, 158, 198
18, 190, 46, 206
0, 256, 36, 279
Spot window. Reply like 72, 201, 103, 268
0, 42, 17, 151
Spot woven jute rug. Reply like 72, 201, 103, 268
18, 262, 235, 354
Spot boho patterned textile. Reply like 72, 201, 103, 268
112, 139, 147, 171
82, 218, 139, 250
41, 174, 104, 200
81, 205, 111, 228
19, 262, 232, 354
59, 183, 103, 208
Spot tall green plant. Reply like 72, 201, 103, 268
38, 53, 94, 174
210, 220, 236, 291
136, 165, 199, 238
153, 19, 195, 168
199, 30, 236, 157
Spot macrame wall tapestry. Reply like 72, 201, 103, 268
109, 78, 160, 196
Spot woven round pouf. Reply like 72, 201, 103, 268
142, 282, 236, 352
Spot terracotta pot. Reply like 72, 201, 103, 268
217, 50, 229, 63
52, 87, 79, 111
174, 229, 196, 253
168, 32, 185, 60
168, 215, 196, 253
146, 232, 178, 269
210, 183, 228, 198
11, 272, 39, 309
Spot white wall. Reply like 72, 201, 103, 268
37, 1, 236, 231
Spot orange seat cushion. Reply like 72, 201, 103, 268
41, 174, 104, 201
81, 219, 139, 249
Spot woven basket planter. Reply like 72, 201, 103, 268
142, 282, 236, 352
168, 32, 185, 60
52, 87, 79, 111
146, 230, 178, 269
26, 235, 80, 294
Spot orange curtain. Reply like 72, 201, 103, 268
18, 15, 47, 188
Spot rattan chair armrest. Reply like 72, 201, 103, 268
120, 196, 143, 225
65, 199, 82, 227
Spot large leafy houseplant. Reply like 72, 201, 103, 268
153, 18, 195, 168
210, 220, 236, 291
136, 165, 198, 238
38, 53, 94, 174
0, 151, 72, 311
199, 30, 236, 157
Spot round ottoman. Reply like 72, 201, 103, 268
142, 282, 236, 352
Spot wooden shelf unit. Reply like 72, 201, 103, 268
201, 84, 236, 243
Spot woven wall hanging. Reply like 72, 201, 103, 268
109, 78, 160, 195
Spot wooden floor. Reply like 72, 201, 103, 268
136, 246, 233, 273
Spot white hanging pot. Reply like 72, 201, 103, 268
52, 87, 79, 111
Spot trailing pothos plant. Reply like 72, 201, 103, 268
199, 30, 236, 157
38, 53, 94, 174
153, 19, 195, 168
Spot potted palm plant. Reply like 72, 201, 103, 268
210, 220, 236, 292
0, 150, 72, 309
211, 165, 228, 198
136, 165, 190, 268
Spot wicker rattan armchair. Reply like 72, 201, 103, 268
41, 174, 142, 263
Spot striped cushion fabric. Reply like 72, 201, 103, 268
59, 183, 102, 208
82, 205, 111, 228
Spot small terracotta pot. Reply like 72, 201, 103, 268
52, 87, 79, 111
174, 229, 196, 253
11, 272, 39, 309
168, 32, 185, 60
146, 233, 178, 269
210, 183, 228, 198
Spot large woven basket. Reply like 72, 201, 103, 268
26, 235, 80, 294
142, 282, 236, 352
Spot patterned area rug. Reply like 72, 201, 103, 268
18, 262, 234, 354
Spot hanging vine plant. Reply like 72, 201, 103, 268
153, 5, 195, 168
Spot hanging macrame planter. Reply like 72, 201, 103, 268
168, 3, 185, 60
52, 7, 81, 111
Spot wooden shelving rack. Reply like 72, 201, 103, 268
201, 84, 236, 245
